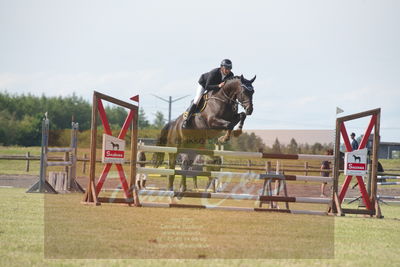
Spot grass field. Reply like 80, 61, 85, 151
0, 188, 400, 266
1, 146, 400, 266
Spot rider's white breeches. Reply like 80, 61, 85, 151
136, 173, 147, 182
193, 84, 205, 104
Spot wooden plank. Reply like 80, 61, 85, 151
259, 196, 296, 202
94, 91, 138, 110
97, 197, 134, 204
336, 108, 381, 123
261, 153, 298, 160
254, 208, 291, 213
130, 106, 140, 206
83, 92, 98, 203
170, 203, 207, 209
333, 118, 342, 214
174, 192, 212, 198
341, 208, 374, 215
371, 110, 380, 207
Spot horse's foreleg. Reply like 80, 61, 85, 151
218, 129, 232, 144
208, 118, 232, 143
238, 112, 247, 129
233, 112, 246, 137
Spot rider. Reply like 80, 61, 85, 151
182, 59, 234, 129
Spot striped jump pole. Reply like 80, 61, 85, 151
378, 176, 400, 180
138, 144, 335, 161
137, 167, 334, 183
135, 144, 336, 216
139, 202, 328, 216
377, 195, 400, 200
378, 182, 400, 186
138, 189, 332, 204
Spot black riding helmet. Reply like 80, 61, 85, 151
221, 59, 232, 70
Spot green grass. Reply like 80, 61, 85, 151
380, 159, 400, 172
0, 188, 400, 266
1, 146, 400, 266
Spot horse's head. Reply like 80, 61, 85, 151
237, 75, 256, 115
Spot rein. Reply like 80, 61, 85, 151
208, 82, 251, 107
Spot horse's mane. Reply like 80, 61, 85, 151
224, 75, 241, 85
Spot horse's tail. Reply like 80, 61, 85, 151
152, 122, 171, 167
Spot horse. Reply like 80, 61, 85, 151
153, 75, 256, 191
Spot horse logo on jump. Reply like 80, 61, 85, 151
111, 142, 120, 150
353, 155, 361, 163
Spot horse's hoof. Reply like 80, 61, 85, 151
218, 136, 229, 144
232, 129, 242, 137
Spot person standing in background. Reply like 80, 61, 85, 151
320, 149, 333, 197
136, 150, 147, 189
350, 132, 359, 150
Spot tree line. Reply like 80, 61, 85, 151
0, 92, 166, 146
0, 92, 333, 154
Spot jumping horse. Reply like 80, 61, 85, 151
153, 75, 256, 191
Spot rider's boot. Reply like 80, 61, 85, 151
182, 103, 197, 129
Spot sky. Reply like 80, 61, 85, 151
0, 0, 399, 142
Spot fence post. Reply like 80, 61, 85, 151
25, 151, 30, 172
64, 151, 70, 180
304, 161, 309, 176
82, 153, 87, 174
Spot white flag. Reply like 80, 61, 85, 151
336, 107, 344, 114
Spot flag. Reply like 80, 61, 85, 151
336, 107, 344, 114
130, 95, 139, 102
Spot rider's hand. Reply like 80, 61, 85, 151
218, 82, 225, 88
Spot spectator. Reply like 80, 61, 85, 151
136, 151, 147, 189
320, 149, 333, 197
350, 132, 359, 150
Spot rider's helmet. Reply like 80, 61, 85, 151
220, 59, 233, 70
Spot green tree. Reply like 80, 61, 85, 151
138, 107, 150, 129
105, 106, 128, 129
0, 110, 17, 145
288, 138, 298, 154
272, 138, 282, 153
311, 142, 323, 154
15, 114, 42, 146
152, 111, 166, 129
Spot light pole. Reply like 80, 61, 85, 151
151, 94, 190, 123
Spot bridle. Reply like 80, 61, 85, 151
208, 80, 252, 108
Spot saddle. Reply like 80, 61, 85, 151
195, 93, 209, 113
183, 93, 209, 118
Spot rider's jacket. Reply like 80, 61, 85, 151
198, 68, 234, 92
